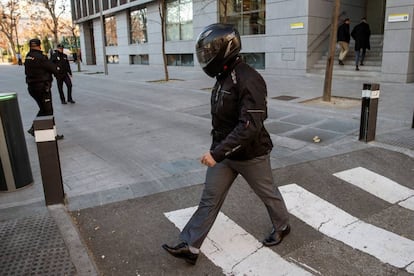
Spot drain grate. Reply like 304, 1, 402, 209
0, 215, 76, 276
272, 95, 299, 101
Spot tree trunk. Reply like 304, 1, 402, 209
159, 0, 169, 81
323, 0, 340, 102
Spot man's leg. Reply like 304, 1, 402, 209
64, 75, 75, 103
338, 42, 345, 64
342, 42, 349, 60
360, 48, 366, 65
163, 161, 237, 264
56, 78, 66, 104
179, 161, 237, 248
234, 155, 289, 231
355, 49, 361, 70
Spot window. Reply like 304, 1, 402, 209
107, 55, 119, 64
219, 0, 265, 35
130, 54, 149, 65
167, 54, 194, 66
105, 16, 118, 46
103, 0, 109, 10
240, 52, 265, 69
95, 0, 99, 13
130, 8, 148, 44
166, 0, 193, 41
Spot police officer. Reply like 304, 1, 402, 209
162, 24, 290, 265
51, 44, 75, 104
25, 38, 63, 139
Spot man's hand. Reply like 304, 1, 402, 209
200, 152, 216, 167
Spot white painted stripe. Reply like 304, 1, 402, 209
165, 207, 313, 276
333, 167, 414, 210
407, 262, 414, 274
399, 196, 414, 211
280, 184, 414, 272
35, 127, 57, 142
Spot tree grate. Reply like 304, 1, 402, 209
272, 95, 299, 101
0, 214, 76, 276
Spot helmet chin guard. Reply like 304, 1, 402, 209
195, 23, 241, 77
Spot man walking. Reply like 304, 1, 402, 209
51, 44, 75, 104
337, 18, 350, 65
162, 23, 290, 265
24, 38, 64, 139
351, 17, 371, 71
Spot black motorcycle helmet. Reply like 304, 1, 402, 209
195, 23, 241, 78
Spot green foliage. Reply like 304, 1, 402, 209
42, 36, 52, 54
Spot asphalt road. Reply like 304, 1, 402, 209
73, 147, 414, 276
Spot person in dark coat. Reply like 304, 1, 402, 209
351, 17, 371, 71
337, 18, 350, 65
162, 23, 290, 265
51, 44, 75, 104
24, 38, 64, 139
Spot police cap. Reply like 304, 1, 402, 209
29, 38, 41, 47
57, 44, 64, 48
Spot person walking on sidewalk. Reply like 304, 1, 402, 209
337, 18, 351, 65
51, 44, 75, 104
351, 17, 371, 71
162, 23, 290, 265
24, 38, 63, 139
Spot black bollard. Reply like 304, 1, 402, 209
359, 83, 380, 142
0, 92, 33, 191
33, 115, 65, 205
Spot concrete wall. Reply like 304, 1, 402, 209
382, 0, 414, 82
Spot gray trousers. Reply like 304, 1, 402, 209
179, 154, 289, 249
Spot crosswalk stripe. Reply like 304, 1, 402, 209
333, 167, 414, 210
165, 207, 314, 276
279, 184, 414, 273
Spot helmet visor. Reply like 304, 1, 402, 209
196, 43, 215, 67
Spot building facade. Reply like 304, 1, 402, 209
71, 0, 414, 83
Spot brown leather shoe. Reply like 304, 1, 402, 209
262, 225, 291, 247
162, 242, 199, 265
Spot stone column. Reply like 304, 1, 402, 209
382, 1, 414, 83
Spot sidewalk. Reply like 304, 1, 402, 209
0, 63, 413, 275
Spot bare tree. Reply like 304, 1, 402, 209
0, 0, 20, 61
158, 0, 169, 81
29, 0, 67, 46
62, 21, 81, 71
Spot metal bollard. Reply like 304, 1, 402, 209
33, 115, 65, 205
0, 92, 33, 191
359, 83, 380, 142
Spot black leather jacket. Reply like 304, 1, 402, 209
210, 57, 273, 162
24, 49, 58, 84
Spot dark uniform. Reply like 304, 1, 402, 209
50, 45, 74, 104
24, 38, 61, 138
